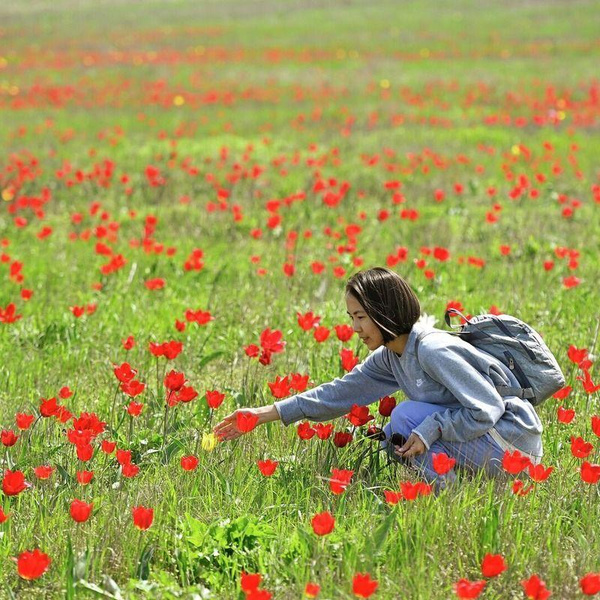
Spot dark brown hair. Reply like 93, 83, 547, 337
345, 267, 421, 343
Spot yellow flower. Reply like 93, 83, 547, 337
201, 433, 218, 452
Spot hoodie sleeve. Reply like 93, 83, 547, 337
273, 346, 400, 426
411, 337, 506, 448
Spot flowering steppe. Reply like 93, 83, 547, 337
1, 0, 600, 598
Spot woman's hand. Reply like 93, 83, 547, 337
395, 432, 426, 459
213, 405, 280, 442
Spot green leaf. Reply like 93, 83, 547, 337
198, 350, 226, 370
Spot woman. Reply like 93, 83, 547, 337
213, 267, 544, 488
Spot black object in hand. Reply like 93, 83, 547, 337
390, 432, 408, 447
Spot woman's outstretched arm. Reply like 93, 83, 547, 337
213, 346, 400, 442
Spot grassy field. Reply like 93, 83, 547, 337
1, 0, 600, 598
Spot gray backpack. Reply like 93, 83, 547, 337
416, 309, 566, 406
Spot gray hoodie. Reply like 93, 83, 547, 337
274, 321, 544, 458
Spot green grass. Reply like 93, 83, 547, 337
0, 0, 600, 598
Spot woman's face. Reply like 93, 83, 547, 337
345, 293, 385, 351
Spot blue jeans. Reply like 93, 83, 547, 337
381, 400, 506, 490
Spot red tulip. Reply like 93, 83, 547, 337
502, 450, 531, 474
454, 578, 486, 598
334, 324, 353, 342
121, 379, 145, 397
557, 406, 575, 424
592, 416, 600, 438
314, 423, 333, 440
580, 573, 600, 595
267, 375, 292, 399
33, 465, 55, 480
113, 362, 137, 383
333, 431, 353, 447
580, 462, 600, 484
15, 413, 35, 430
206, 390, 225, 409
0, 507, 10, 523
297, 311, 321, 331
528, 463, 553, 482
313, 326, 330, 343
481, 553, 507, 577
571, 436, 594, 459
126, 401, 144, 417
1, 430, 18, 447
40, 397, 59, 418
290, 373, 309, 392
568, 345, 588, 364
521, 574, 551, 599
76, 470, 94, 485
164, 370, 185, 391
240, 571, 261, 593
59, 386, 73, 399
116, 449, 132, 465
384, 490, 402, 505
2, 470, 29, 496
432, 452, 456, 475
16, 549, 51, 580
378, 396, 396, 417
101, 440, 116, 454
346, 404, 374, 427
552, 386, 572, 400
122, 335, 135, 350
512, 479, 534, 496
340, 348, 359, 372
400, 481, 432, 500
297, 422, 316, 440
175, 386, 198, 403
236, 411, 259, 433
304, 582, 321, 598
181, 456, 199, 471
122, 463, 140, 478
70, 499, 93, 523
132, 506, 154, 530
352, 572, 378, 598
257, 460, 278, 477
329, 469, 353, 495
311, 511, 335, 536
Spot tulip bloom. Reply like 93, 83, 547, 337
33, 465, 55, 480
16, 549, 51, 580
502, 450, 531, 474
311, 511, 335, 536
76, 471, 94, 485
15, 413, 35, 430
241, 572, 261, 593
132, 506, 154, 530
205, 390, 225, 409
2, 470, 29, 496
580, 573, 600, 595
70, 499, 93, 523
236, 412, 259, 433
528, 464, 553, 482
432, 452, 456, 475
257, 460, 278, 477
581, 462, 600, 484
329, 469, 353, 495
1, 430, 19, 446
304, 582, 320, 598
481, 553, 507, 578
297, 422, 316, 440
352, 573, 378, 598
181, 455, 199, 471
0, 507, 9, 523
521, 574, 551, 599
454, 579, 486, 598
